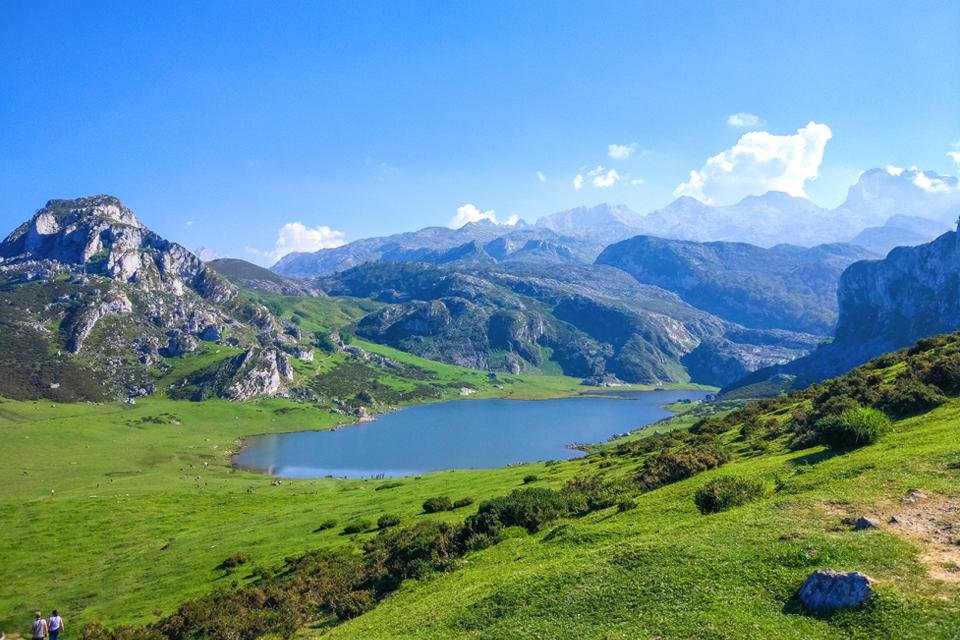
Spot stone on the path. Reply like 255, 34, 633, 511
797, 569, 872, 612
853, 516, 880, 530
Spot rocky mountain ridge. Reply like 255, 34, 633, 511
0, 196, 304, 401
274, 167, 957, 279
318, 261, 820, 387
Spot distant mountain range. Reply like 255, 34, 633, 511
274, 167, 960, 278
317, 261, 820, 387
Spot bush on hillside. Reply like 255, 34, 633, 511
217, 552, 250, 571
463, 488, 576, 537
422, 496, 453, 513
879, 376, 946, 418
452, 496, 474, 509
635, 444, 730, 491
922, 353, 960, 394
331, 590, 376, 620
315, 518, 337, 531
343, 519, 373, 534
522, 474, 539, 484
377, 514, 401, 529
813, 406, 892, 450
694, 476, 765, 514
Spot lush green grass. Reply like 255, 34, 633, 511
0, 367, 628, 634
323, 403, 960, 639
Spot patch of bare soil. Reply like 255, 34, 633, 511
885, 490, 960, 585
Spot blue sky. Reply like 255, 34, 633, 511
1, 1, 958, 264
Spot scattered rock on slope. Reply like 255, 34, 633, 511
797, 569, 873, 612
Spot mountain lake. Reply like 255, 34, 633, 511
233, 388, 712, 478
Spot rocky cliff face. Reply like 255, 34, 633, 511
728, 230, 960, 392
834, 230, 960, 350
0, 196, 297, 401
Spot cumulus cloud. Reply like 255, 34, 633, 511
248, 221, 347, 263
886, 165, 905, 176
608, 143, 637, 160
911, 170, 957, 193
590, 166, 620, 188
948, 151, 960, 167
536, 170, 547, 182
674, 121, 833, 204
572, 174, 584, 190
448, 204, 518, 228
727, 112, 765, 128
630, 178, 645, 186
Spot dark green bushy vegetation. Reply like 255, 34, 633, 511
422, 496, 452, 513
812, 405, 892, 450
694, 476, 765, 514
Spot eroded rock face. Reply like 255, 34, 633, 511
65, 291, 133, 353
162, 333, 199, 357
797, 569, 872, 612
224, 347, 293, 401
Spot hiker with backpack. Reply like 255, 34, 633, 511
31, 611, 47, 640
48, 610, 64, 640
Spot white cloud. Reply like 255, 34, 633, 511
630, 178, 645, 186
185, 220, 194, 227
674, 121, 833, 204
447, 204, 518, 228
885, 165, 905, 176
248, 221, 347, 263
911, 169, 956, 193
591, 168, 621, 188
727, 112, 765, 128
536, 170, 547, 182
572, 174, 584, 190
608, 143, 637, 160
948, 151, 960, 167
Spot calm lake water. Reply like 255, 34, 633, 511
234, 389, 711, 478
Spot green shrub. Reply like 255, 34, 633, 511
922, 354, 960, 394
616, 497, 637, 512
452, 496, 474, 509
331, 590, 376, 620
375, 481, 403, 491
315, 518, 337, 532
377, 514, 401, 529
522, 474, 538, 484
343, 519, 373, 534
694, 477, 765, 514
814, 405, 892, 449
217, 552, 250, 571
422, 496, 453, 513
635, 444, 730, 491
464, 487, 575, 536
880, 376, 946, 417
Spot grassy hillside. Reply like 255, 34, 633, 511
4, 330, 960, 638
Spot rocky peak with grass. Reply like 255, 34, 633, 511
0, 196, 300, 402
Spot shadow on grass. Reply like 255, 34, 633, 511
788, 448, 844, 467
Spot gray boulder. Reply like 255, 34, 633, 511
162, 334, 199, 357
199, 325, 221, 342
853, 516, 880, 530
797, 569, 872, 612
